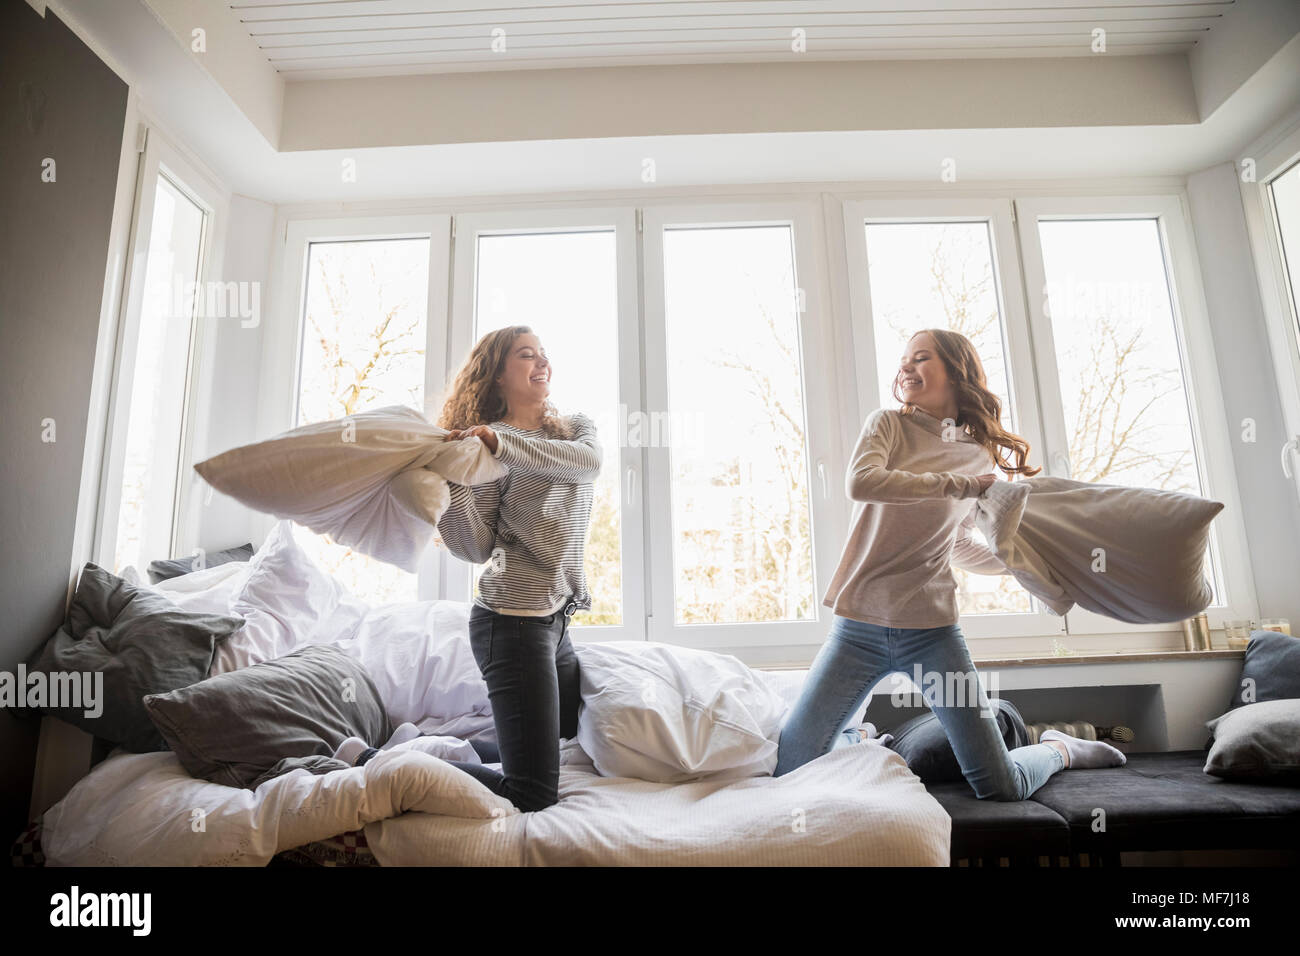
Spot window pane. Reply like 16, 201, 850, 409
662, 225, 815, 625
474, 231, 622, 626
114, 176, 204, 574
1270, 161, 1300, 345
295, 237, 429, 605
863, 221, 1032, 615
1037, 218, 1221, 602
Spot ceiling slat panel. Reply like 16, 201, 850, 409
221, 0, 1232, 76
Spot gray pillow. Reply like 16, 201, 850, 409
19, 564, 244, 752
1228, 630, 1300, 710
147, 543, 254, 584
143, 644, 394, 790
886, 698, 1028, 785
1204, 699, 1300, 780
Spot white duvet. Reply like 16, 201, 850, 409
42, 734, 948, 867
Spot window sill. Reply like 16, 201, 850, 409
753, 648, 1243, 672
967, 648, 1243, 668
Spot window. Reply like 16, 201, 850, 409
660, 224, 815, 625
843, 199, 1056, 639
261, 191, 1253, 656
1015, 196, 1255, 633
271, 214, 451, 606
450, 209, 644, 639
99, 133, 225, 579
471, 230, 624, 625
112, 176, 206, 574
644, 203, 842, 648
861, 218, 1032, 617
292, 236, 430, 605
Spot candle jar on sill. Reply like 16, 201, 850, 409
1224, 620, 1252, 651
1181, 613, 1211, 651
1260, 618, 1292, 636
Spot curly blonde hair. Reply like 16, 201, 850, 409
435, 325, 573, 438
893, 328, 1041, 477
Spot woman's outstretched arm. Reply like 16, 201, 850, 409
846, 408, 986, 503
492, 412, 602, 484
436, 478, 503, 565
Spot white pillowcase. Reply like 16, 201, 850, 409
334, 599, 494, 740
153, 561, 254, 615
575, 641, 789, 783
194, 404, 506, 573
212, 521, 369, 676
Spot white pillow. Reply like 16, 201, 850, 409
152, 561, 253, 615
194, 405, 506, 572
212, 521, 368, 675
575, 641, 788, 783
334, 599, 494, 740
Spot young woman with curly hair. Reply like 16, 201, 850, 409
774, 329, 1126, 798
432, 325, 601, 812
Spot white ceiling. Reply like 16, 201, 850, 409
37, 0, 1300, 203
234, 0, 1235, 80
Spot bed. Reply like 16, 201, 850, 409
14, 527, 951, 867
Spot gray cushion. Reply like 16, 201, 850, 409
20, 564, 244, 752
886, 698, 1028, 785
147, 543, 254, 584
1227, 630, 1300, 710
1204, 699, 1300, 781
143, 643, 394, 790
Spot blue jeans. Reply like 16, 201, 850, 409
774, 616, 1064, 801
443, 598, 582, 812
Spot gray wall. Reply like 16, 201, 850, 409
1186, 161, 1300, 626
0, 2, 127, 839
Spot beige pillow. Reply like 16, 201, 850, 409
975, 476, 1223, 623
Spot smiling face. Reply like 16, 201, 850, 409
494, 331, 551, 410
897, 331, 955, 416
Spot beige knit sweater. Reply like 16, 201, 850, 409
822, 405, 1008, 628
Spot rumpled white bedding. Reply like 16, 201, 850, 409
42, 529, 944, 866
367, 736, 949, 866
42, 731, 947, 866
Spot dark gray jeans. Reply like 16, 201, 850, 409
445, 598, 582, 812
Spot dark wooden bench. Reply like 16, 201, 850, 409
927, 751, 1300, 866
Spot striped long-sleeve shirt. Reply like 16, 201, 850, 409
435, 412, 602, 616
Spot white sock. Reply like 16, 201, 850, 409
332, 736, 369, 766
1041, 730, 1126, 769
382, 722, 423, 750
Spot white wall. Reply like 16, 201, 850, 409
1186, 161, 1300, 626
193, 193, 275, 553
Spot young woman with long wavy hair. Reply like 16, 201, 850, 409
432, 325, 601, 812
774, 329, 1126, 798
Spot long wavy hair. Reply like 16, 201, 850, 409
435, 325, 573, 438
894, 328, 1041, 477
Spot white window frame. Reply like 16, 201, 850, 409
1014, 194, 1259, 634
448, 207, 645, 642
841, 197, 1064, 639
641, 200, 847, 649
258, 213, 451, 600
94, 125, 229, 572
1239, 114, 1300, 508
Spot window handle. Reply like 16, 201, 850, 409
625, 466, 637, 506
1282, 436, 1300, 479
1052, 451, 1072, 479
817, 460, 829, 500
